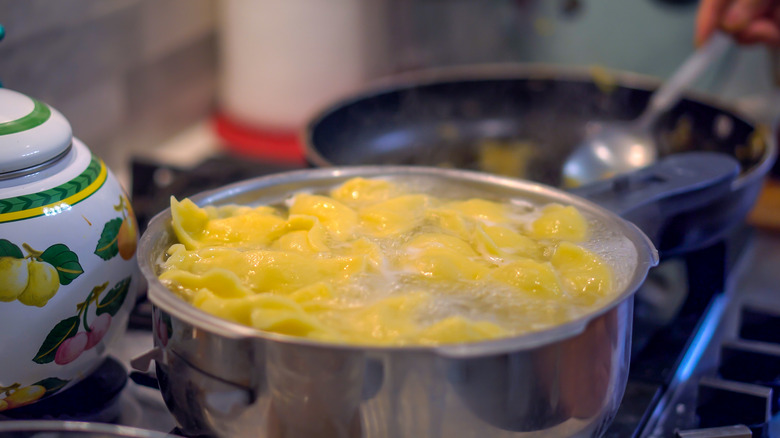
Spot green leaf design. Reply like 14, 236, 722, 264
94, 217, 122, 260
0, 239, 22, 258
32, 377, 69, 396
40, 244, 84, 285
33, 316, 80, 364
96, 277, 131, 317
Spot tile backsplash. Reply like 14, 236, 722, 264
0, 0, 217, 186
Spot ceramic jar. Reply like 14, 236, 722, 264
0, 88, 138, 411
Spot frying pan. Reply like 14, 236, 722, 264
305, 65, 777, 256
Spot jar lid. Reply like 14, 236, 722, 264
0, 88, 73, 174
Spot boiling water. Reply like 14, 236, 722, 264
159, 173, 641, 343
260, 174, 640, 339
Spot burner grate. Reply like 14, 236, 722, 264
0, 357, 128, 423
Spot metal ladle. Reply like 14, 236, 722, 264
562, 32, 733, 186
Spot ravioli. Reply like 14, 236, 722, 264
159, 177, 616, 345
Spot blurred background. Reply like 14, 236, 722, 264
2, 4, 780, 436
0, 0, 777, 188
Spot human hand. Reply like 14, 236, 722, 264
696, 0, 780, 47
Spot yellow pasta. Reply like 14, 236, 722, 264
474, 223, 541, 259
404, 233, 489, 281
159, 269, 252, 299
250, 304, 331, 338
341, 292, 430, 344
359, 194, 430, 237
489, 258, 562, 298
201, 211, 285, 247
289, 194, 357, 240
551, 241, 613, 302
424, 207, 473, 241
289, 282, 336, 312
529, 204, 589, 242
348, 238, 384, 271
444, 199, 509, 225
330, 177, 397, 208
268, 215, 330, 252
171, 198, 285, 249
159, 177, 617, 346
417, 316, 508, 345
170, 198, 210, 250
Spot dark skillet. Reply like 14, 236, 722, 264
305, 65, 776, 256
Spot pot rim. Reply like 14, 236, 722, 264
0, 420, 178, 437
140, 165, 658, 358
302, 62, 777, 190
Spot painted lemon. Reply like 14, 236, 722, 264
17, 261, 60, 307
0, 399, 7, 411
0, 257, 29, 302
118, 216, 138, 260
3, 384, 45, 409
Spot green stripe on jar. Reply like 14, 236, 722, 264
0, 99, 52, 136
0, 156, 102, 214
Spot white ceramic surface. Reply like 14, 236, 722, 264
0, 88, 73, 174
0, 89, 34, 122
0, 91, 138, 412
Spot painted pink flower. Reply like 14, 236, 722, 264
85, 313, 112, 350
55, 332, 88, 365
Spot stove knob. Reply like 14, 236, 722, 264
739, 305, 780, 345
696, 376, 772, 429
676, 424, 752, 438
719, 340, 780, 414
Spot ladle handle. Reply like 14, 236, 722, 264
636, 32, 732, 130
570, 151, 740, 253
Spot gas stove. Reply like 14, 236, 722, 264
610, 228, 780, 438
2, 152, 778, 438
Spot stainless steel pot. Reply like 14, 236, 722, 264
133, 165, 691, 438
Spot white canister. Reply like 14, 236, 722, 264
217, 0, 387, 131
0, 88, 139, 411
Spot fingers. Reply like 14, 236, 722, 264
734, 18, 780, 45
731, 3, 780, 46
696, 0, 732, 47
696, 0, 780, 47
723, 0, 772, 32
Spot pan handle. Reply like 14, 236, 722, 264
569, 151, 740, 253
